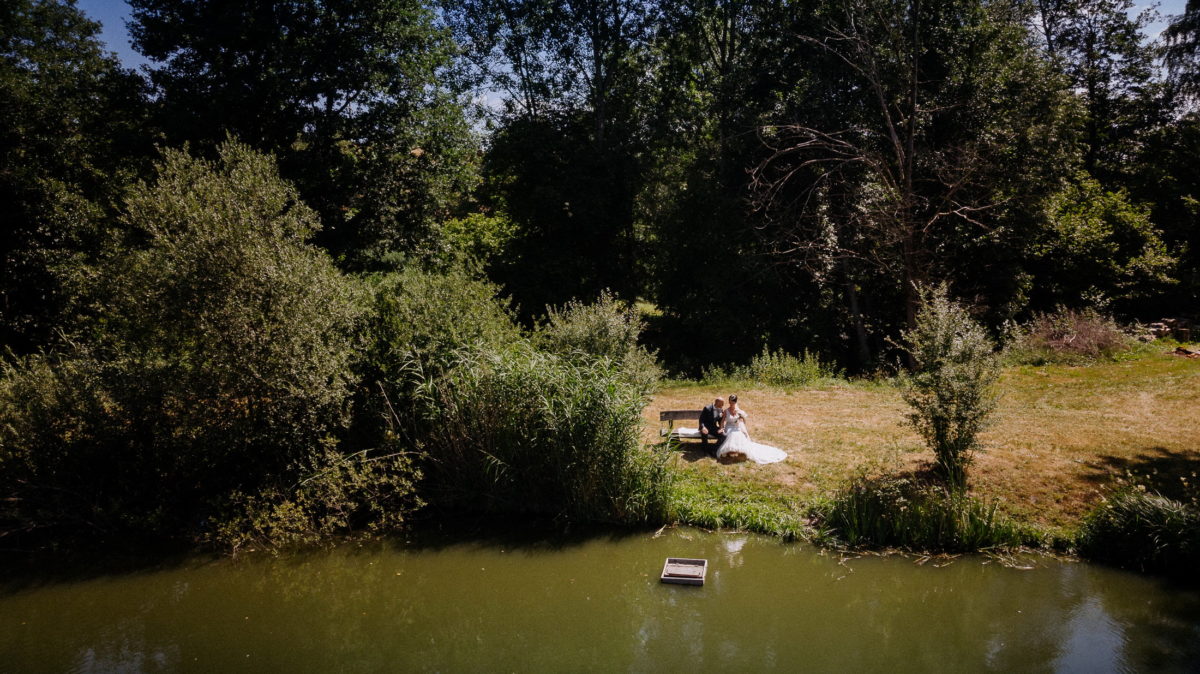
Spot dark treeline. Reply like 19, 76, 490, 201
1, 0, 1199, 547
4, 0, 1200, 369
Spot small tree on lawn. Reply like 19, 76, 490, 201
901, 284, 1000, 488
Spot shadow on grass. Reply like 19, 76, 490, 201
1084, 446, 1200, 501
651, 439, 715, 464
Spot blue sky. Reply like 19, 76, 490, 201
77, 0, 145, 68
77, 0, 1190, 71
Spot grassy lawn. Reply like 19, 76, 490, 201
645, 349, 1200, 536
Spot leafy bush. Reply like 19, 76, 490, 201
1077, 486, 1200, 577
535, 291, 662, 396
364, 265, 519, 383
426, 212, 518, 271
815, 475, 1034, 551
1038, 173, 1176, 308
209, 446, 423, 554
0, 142, 420, 547
1004, 307, 1134, 365
702, 347, 841, 387
901, 285, 1000, 487
410, 344, 674, 524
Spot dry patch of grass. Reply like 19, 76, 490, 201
646, 351, 1200, 531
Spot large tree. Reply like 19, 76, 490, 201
1164, 0, 1200, 104
752, 0, 1078, 351
0, 0, 150, 351
446, 0, 658, 313
130, 0, 477, 264
1033, 0, 1161, 181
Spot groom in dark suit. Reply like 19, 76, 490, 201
698, 397, 727, 455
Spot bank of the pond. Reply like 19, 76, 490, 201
651, 350, 1200, 567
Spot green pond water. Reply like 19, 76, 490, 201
2, 527, 1199, 673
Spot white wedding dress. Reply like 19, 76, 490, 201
717, 409, 787, 464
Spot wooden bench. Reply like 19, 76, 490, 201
659, 410, 707, 441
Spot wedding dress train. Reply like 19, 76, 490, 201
717, 410, 786, 464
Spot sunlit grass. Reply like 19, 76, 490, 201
648, 348, 1200, 536
669, 469, 812, 540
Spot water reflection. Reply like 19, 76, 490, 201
1, 529, 1199, 672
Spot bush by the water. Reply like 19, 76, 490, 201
701, 347, 840, 387
409, 345, 673, 524
0, 143, 420, 547
365, 265, 519, 383
901, 285, 1000, 487
1076, 486, 1200, 577
816, 476, 1034, 551
1004, 307, 1133, 365
535, 291, 662, 396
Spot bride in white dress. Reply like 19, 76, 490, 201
717, 395, 787, 464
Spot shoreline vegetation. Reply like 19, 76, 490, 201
6, 0, 1200, 587
4, 187, 1196, 577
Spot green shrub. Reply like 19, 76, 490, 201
1077, 487, 1200, 577
0, 142, 420, 547
1003, 307, 1134, 365
364, 265, 519, 382
426, 212, 518, 271
815, 475, 1034, 551
535, 291, 662, 396
209, 445, 423, 554
901, 285, 1000, 487
703, 347, 840, 387
410, 344, 674, 524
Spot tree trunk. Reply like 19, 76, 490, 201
841, 258, 871, 369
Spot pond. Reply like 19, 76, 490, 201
2, 527, 1199, 672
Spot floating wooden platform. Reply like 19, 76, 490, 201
660, 557, 707, 586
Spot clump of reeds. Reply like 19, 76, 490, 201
1004, 307, 1133, 365
701, 347, 841, 387
814, 475, 1036, 552
411, 344, 674, 525
1076, 485, 1199, 577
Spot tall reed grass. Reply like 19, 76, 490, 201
1076, 486, 1199, 577
535, 291, 662, 396
411, 345, 674, 524
701, 347, 840, 387
815, 476, 1036, 551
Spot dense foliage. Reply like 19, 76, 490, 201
1077, 486, 1200, 577
411, 345, 673, 523
129, 0, 477, 264
534, 291, 663, 396
0, 0, 149, 351
817, 475, 1035, 551
3, 0, 1200, 553
0, 143, 377, 544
